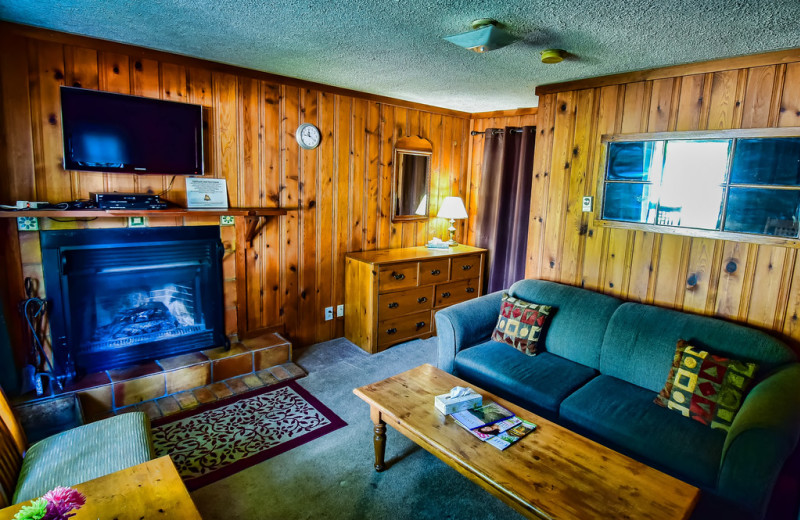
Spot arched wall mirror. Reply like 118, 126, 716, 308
392, 136, 433, 222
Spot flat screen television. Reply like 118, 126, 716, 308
60, 86, 203, 175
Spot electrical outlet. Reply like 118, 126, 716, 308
128, 216, 146, 228
581, 196, 593, 212
337, 304, 344, 317
324, 306, 334, 321
17, 217, 39, 231
220, 215, 235, 226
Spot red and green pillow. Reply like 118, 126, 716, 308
654, 340, 758, 431
491, 293, 553, 356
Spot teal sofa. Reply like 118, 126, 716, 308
435, 279, 800, 520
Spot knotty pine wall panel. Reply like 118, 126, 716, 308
0, 29, 471, 348
526, 55, 800, 346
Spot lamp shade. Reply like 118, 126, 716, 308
437, 196, 468, 219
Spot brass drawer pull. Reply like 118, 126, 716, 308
431, 269, 441, 275
466, 287, 475, 293
388, 302, 399, 309
461, 264, 472, 270
386, 328, 397, 335
417, 297, 427, 303
416, 321, 426, 328
392, 272, 405, 280
442, 292, 451, 298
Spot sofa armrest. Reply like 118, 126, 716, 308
718, 363, 800, 517
435, 290, 504, 373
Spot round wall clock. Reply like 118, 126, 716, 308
296, 123, 321, 150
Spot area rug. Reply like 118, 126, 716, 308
151, 379, 347, 489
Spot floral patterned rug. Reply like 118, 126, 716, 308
151, 380, 347, 489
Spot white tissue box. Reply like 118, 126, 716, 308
434, 391, 482, 415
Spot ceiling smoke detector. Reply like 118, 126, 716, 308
443, 19, 518, 53
540, 49, 566, 64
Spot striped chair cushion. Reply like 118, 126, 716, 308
13, 412, 153, 504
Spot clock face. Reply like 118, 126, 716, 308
296, 123, 321, 150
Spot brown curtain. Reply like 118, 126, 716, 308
474, 126, 536, 293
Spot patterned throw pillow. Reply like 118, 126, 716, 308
654, 340, 758, 431
491, 293, 553, 356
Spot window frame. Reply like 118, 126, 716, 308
596, 127, 800, 247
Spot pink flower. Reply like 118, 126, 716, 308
41, 487, 85, 520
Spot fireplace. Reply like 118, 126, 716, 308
41, 226, 227, 379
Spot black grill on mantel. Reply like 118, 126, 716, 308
41, 226, 227, 379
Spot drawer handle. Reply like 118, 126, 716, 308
430, 269, 441, 275
466, 287, 475, 293
417, 297, 428, 303
386, 328, 397, 335
461, 264, 472, 270
388, 302, 399, 309
392, 272, 405, 280
442, 292, 451, 298
416, 321, 426, 328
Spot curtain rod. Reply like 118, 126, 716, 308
470, 127, 531, 136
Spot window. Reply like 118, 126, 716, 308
600, 130, 800, 240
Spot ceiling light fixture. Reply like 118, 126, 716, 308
443, 19, 518, 53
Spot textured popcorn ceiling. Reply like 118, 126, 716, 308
2, 1, 799, 112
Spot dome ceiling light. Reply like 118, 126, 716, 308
443, 19, 518, 53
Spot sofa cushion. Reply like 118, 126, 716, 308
508, 279, 622, 369
655, 340, 759, 432
600, 302, 796, 392
454, 340, 597, 418
13, 412, 153, 504
560, 375, 726, 488
491, 293, 553, 355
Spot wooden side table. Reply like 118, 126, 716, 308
0, 456, 202, 519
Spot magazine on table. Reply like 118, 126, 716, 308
450, 401, 514, 429
486, 419, 537, 450
454, 415, 522, 441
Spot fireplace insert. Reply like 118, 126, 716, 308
41, 226, 227, 379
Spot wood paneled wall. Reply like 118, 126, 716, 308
465, 109, 538, 244
526, 54, 800, 345
0, 26, 471, 348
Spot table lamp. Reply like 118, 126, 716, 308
437, 196, 468, 246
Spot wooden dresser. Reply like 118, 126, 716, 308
345, 245, 486, 354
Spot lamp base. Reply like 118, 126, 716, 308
447, 220, 458, 247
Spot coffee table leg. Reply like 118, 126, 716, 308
371, 406, 386, 472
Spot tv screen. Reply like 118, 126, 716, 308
60, 86, 203, 175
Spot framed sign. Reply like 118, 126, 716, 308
186, 177, 228, 209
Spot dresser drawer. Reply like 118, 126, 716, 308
377, 310, 432, 347
435, 278, 480, 307
378, 263, 418, 292
378, 286, 434, 319
418, 259, 450, 285
451, 255, 482, 281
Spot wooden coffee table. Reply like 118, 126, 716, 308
353, 363, 699, 520
0, 456, 202, 519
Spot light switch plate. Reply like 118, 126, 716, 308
581, 196, 593, 212
17, 217, 38, 231
220, 215, 235, 226
324, 307, 334, 321
337, 304, 344, 317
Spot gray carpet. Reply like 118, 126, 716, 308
190, 337, 525, 519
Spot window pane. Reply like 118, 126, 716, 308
602, 183, 657, 223
658, 140, 729, 230
730, 138, 800, 185
606, 141, 664, 182
724, 188, 800, 237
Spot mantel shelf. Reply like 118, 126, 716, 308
0, 207, 290, 218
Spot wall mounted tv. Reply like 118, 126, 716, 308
60, 86, 204, 175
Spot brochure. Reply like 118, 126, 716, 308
450, 402, 514, 430
454, 416, 522, 441
486, 419, 537, 450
